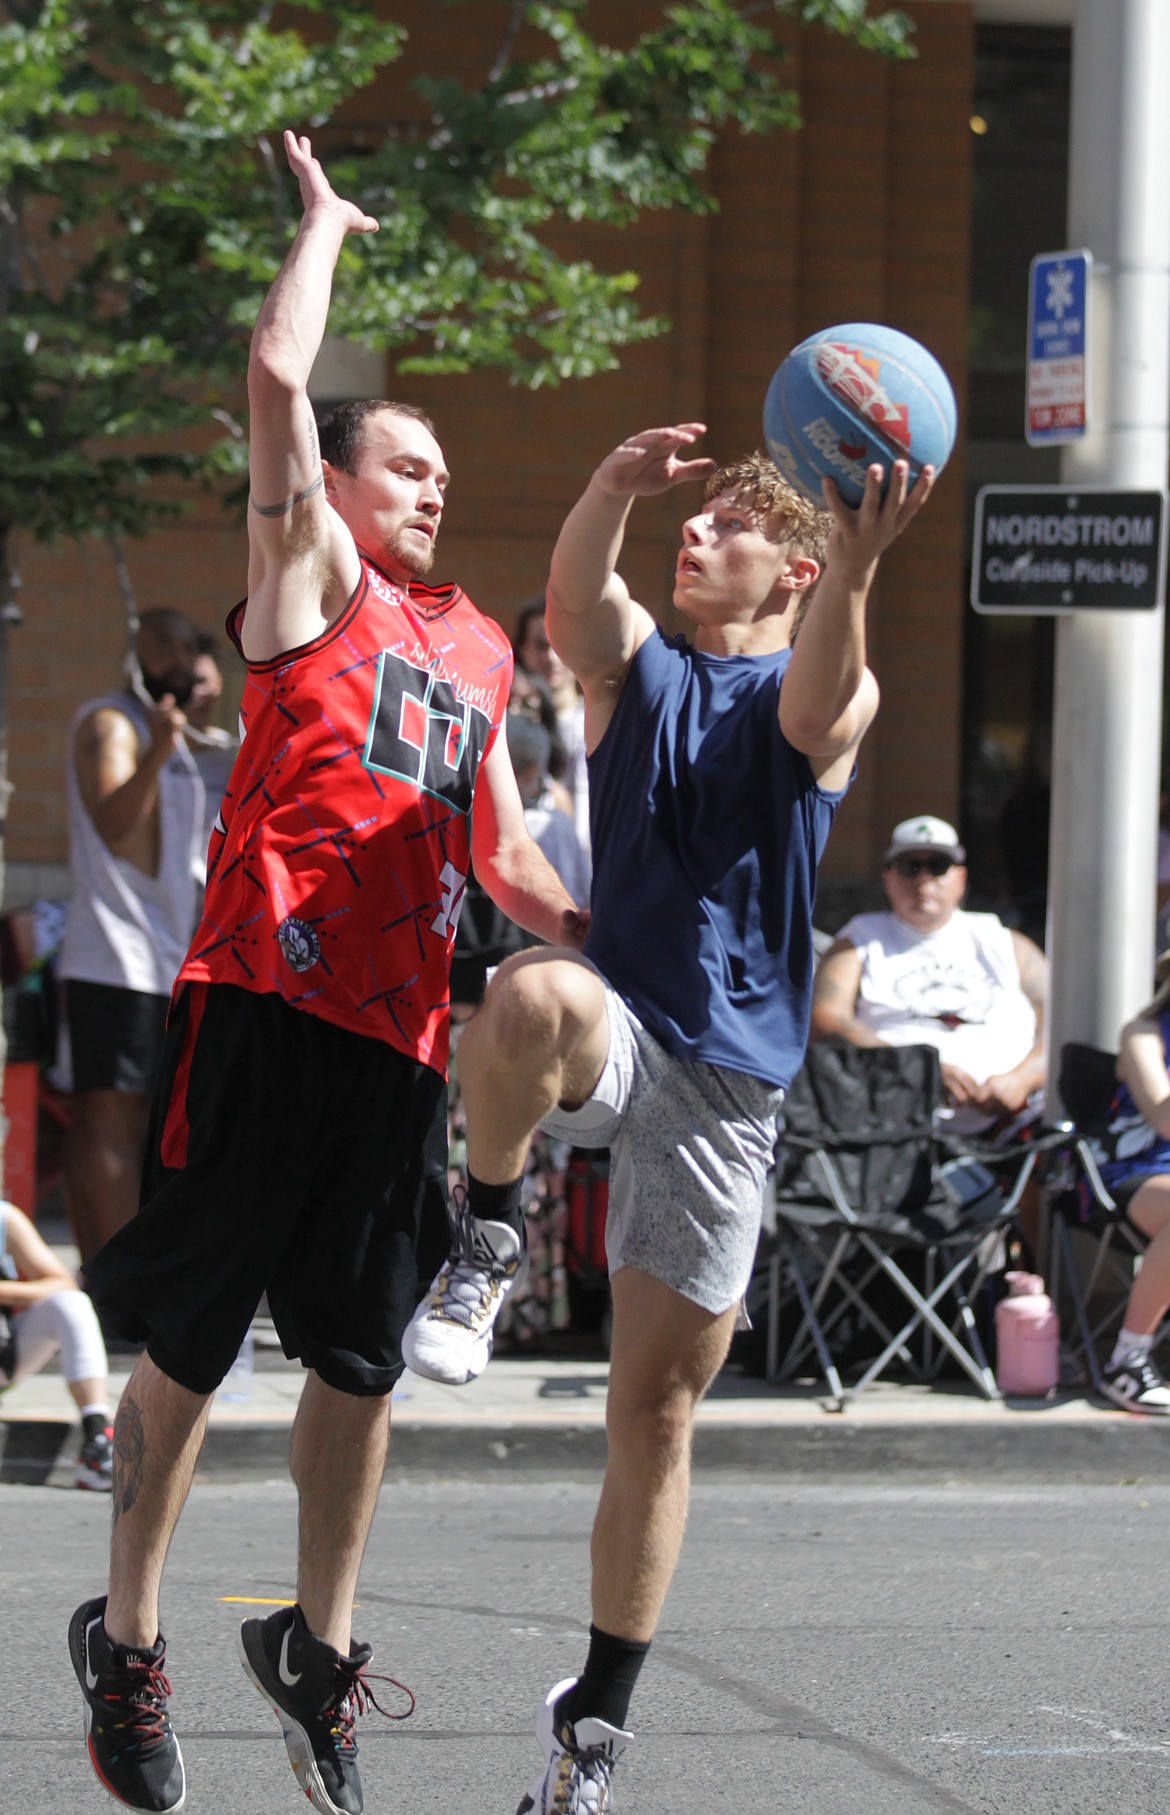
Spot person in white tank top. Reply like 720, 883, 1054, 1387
59, 609, 205, 1261
811, 814, 1048, 1135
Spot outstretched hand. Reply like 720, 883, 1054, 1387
594, 425, 717, 501
283, 130, 379, 237
822, 460, 936, 579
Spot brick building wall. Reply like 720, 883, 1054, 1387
5, 1, 973, 928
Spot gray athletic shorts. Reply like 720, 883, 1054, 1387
540, 973, 785, 1316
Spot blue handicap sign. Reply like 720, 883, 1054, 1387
1027, 250, 1091, 444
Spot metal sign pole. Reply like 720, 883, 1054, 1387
1046, 0, 1170, 1085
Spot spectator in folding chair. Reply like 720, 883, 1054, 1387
1086, 953, 1170, 1414
810, 814, 1047, 1140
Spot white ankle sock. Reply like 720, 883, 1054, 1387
1111, 1328, 1155, 1368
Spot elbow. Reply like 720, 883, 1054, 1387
780, 710, 832, 757
247, 346, 302, 407
544, 576, 575, 626
808, 1008, 838, 1044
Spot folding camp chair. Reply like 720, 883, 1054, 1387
1045, 1041, 1164, 1393
766, 1042, 1046, 1410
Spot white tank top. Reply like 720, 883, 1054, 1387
59, 692, 205, 996
838, 908, 1037, 1088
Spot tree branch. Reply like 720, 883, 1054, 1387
489, 0, 528, 84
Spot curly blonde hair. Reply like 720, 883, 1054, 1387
704, 452, 831, 566
704, 452, 831, 639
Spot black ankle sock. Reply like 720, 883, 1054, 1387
466, 1172, 525, 1236
560, 1625, 651, 1733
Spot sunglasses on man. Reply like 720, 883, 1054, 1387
890, 853, 955, 879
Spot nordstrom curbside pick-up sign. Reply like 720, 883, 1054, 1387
971, 485, 1168, 614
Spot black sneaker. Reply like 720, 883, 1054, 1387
68, 1595, 186, 1812
76, 1425, 114, 1492
237, 1604, 415, 1815
1101, 1350, 1170, 1414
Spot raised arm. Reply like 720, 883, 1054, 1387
780, 459, 935, 788
242, 131, 379, 663
75, 702, 186, 855
546, 425, 715, 740
470, 734, 589, 950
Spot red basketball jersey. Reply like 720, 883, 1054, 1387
178, 556, 512, 1076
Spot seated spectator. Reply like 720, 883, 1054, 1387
811, 814, 1047, 1136
0, 1199, 114, 1488
506, 713, 591, 909
1088, 955, 1170, 1414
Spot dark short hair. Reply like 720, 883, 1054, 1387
511, 598, 548, 666
138, 607, 197, 645
194, 631, 222, 661
318, 400, 439, 475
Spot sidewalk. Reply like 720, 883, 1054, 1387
6, 1330, 1170, 1486
5, 1225, 1169, 1485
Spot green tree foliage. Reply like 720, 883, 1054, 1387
0, 0, 913, 572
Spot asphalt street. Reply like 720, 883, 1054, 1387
2, 1473, 1168, 1813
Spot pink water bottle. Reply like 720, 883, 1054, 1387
995, 1271, 1059, 1396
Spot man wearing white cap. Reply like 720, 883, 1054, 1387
810, 814, 1047, 1134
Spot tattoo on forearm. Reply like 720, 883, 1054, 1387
111, 1395, 146, 1530
249, 472, 324, 517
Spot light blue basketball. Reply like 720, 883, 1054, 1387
763, 323, 957, 508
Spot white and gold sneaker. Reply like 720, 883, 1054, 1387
400, 1193, 528, 1385
515, 1677, 630, 1814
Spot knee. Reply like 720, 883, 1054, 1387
40, 1284, 86, 1323
608, 1378, 697, 1465
469, 958, 595, 1072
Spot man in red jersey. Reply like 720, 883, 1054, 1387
70, 132, 584, 1815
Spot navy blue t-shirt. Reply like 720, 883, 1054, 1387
584, 629, 847, 1090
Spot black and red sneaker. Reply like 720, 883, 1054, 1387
68, 1595, 185, 1812
237, 1604, 414, 1815
76, 1425, 114, 1492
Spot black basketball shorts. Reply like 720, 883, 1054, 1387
84, 982, 450, 1397
66, 979, 170, 1095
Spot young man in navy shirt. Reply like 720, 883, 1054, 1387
404, 422, 934, 1811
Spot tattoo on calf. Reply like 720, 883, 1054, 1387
249, 472, 324, 517
111, 1395, 146, 1529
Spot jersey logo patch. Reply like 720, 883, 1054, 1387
363, 649, 493, 813
277, 915, 321, 973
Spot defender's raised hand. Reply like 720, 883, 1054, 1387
283, 130, 379, 236
594, 425, 717, 500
